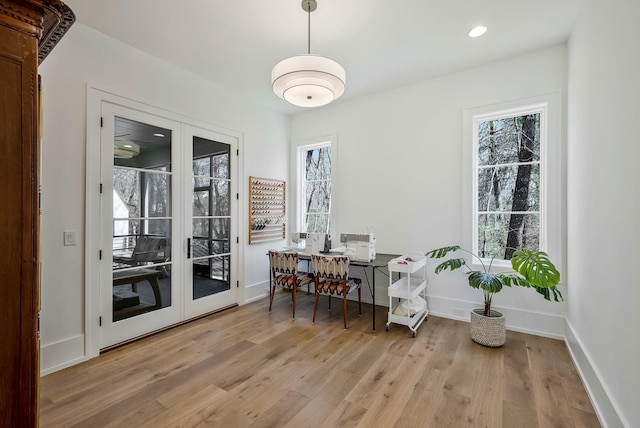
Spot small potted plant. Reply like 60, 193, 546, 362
425, 245, 562, 347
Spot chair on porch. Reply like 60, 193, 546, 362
268, 250, 314, 318
114, 235, 167, 276
311, 254, 362, 329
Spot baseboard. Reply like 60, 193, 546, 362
261, 283, 564, 339
565, 320, 626, 428
369, 289, 563, 339
423, 295, 565, 339
40, 334, 87, 376
244, 280, 270, 304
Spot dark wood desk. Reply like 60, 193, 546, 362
284, 252, 399, 330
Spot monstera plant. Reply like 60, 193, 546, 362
426, 245, 563, 315
425, 245, 563, 346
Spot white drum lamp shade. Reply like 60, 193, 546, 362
114, 139, 140, 159
271, 0, 346, 108
272, 54, 346, 108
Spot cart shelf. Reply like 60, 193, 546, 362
386, 252, 428, 337
388, 276, 426, 299
387, 307, 428, 329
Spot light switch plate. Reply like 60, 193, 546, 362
64, 230, 76, 246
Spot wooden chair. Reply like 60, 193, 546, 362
114, 235, 169, 277
268, 250, 314, 318
311, 254, 362, 329
114, 235, 166, 266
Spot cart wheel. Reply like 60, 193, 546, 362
411, 331, 416, 338
385, 325, 390, 331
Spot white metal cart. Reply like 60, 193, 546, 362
386, 251, 428, 337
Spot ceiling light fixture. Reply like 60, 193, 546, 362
468, 25, 487, 38
271, 0, 346, 108
114, 139, 140, 159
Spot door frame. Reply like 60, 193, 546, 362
85, 86, 244, 358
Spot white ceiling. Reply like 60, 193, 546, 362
64, 0, 584, 115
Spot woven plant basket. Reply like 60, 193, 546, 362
470, 308, 505, 347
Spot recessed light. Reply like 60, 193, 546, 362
153, 133, 165, 137
468, 25, 487, 38
123, 144, 132, 148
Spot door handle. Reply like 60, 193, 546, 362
187, 238, 191, 259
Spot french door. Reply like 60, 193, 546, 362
184, 125, 237, 319
99, 103, 237, 348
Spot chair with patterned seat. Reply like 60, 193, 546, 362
268, 250, 314, 318
311, 254, 362, 329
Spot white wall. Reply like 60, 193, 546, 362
38, 23, 289, 374
291, 46, 569, 338
566, 0, 640, 426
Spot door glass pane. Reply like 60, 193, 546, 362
112, 117, 172, 321
193, 178, 230, 216
192, 136, 231, 300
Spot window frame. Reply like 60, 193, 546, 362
291, 135, 339, 241
462, 94, 563, 272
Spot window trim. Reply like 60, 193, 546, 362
290, 134, 339, 241
462, 94, 563, 272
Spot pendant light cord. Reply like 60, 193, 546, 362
307, 4, 311, 55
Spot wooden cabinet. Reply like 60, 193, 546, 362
0, 1, 73, 426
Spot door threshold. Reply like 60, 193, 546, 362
100, 303, 239, 353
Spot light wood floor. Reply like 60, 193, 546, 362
40, 292, 600, 427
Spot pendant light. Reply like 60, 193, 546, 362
114, 139, 140, 159
271, 0, 346, 108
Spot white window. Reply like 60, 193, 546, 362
292, 136, 338, 237
463, 95, 562, 268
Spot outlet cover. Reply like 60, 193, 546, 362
452, 308, 465, 318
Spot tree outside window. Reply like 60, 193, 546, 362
302, 145, 331, 234
193, 152, 230, 253
113, 165, 170, 252
475, 110, 542, 261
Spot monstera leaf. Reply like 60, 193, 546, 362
426, 246, 461, 259
510, 249, 560, 289
495, 272, 529, 288
434, 257, 466, 274
534, 285, 564, 302
468, 271, 503, 293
